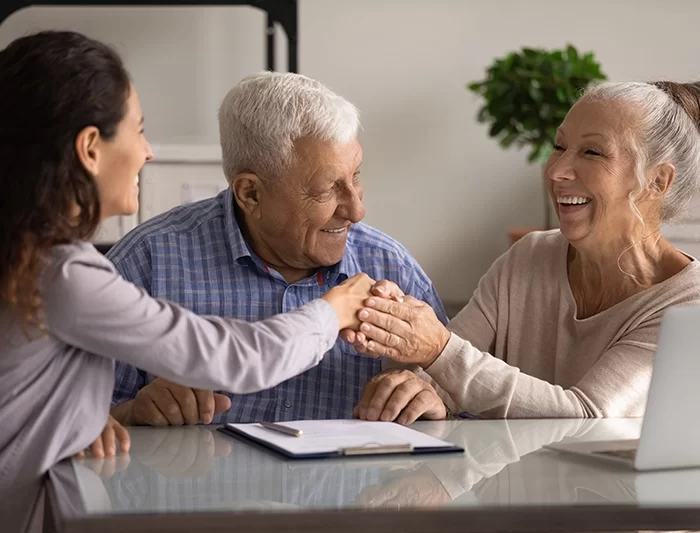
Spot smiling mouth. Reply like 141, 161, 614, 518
557, 196, 591, 206
321, 227, 348, 234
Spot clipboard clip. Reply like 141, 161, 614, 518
340, 443, 414, 456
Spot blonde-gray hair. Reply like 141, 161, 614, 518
218, 72, 360, 183
581, 81, 700, 223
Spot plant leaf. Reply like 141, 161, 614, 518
466, 44, 606, 162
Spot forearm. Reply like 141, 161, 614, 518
426, 334, 590, 418
45, 255, 340, 396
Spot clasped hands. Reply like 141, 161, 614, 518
340, 277, 453, 425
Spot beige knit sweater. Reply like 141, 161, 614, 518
420, 230, 700, 418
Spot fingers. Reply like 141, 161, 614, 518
150, 387, 186, 426
193, 389, 215, 424
339, 329, 357, 343
396, 390, 442, 426
358, 321, 404, 351
355, 336, 403, 360
364, 373, 411, 421
167, 385, 199, 425
371, 281, 404, 302
381, 381, 426, 423
364, 296, 421, 321
359, 304, 411, 336
213, 393, 232, 414
355, 379, 379, 420
90, 430, 106, 459
114, 422, 131, 453
132, 386, 171, 426
355, 371, 443, 425
343, 272, 376, 291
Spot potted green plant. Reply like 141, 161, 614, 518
468, 45, 606, 234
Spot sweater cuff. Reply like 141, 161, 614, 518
424, 332, 464, 380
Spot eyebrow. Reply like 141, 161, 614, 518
556, 128, 608, 141
581, 133, 607, 140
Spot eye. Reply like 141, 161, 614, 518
553, 144, 565, 151
585, 149, 602, 156
352, 171, 361, 182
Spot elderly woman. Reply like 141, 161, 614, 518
350, 80, 700, 419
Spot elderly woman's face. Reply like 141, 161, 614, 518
544, 98, 641, 246
253, 137, 365, 270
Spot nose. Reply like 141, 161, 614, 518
144, 139, 154, 162
546, 152, 575, 182
338, 183, 365, 223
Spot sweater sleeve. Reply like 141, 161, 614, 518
411, 251, 504, 415
416, 234, 658, 418
42, 246, 339, 395
424, 319, 656, 418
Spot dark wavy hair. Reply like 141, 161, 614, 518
0, 31, 130, 329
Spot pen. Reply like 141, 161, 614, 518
259, 421, 303, 437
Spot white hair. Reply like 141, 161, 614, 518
218, 71, 360, 183
581, 81, 700, 223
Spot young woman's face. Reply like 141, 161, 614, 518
92, 86, 153, 219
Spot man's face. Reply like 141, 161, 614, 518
251, 137, 365, 273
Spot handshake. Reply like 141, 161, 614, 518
109, 272, 449, 431
319, 273, 404, 332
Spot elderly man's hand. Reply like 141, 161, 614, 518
125, 378, 232, 426
350, 296, 451, 368
354, 369, 446, 425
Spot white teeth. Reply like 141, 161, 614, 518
557, 196, 591, 205
322, 227, 346, 234
134, 175, 140, 185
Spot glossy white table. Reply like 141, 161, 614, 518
47, 418, 700, 532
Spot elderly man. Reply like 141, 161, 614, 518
108, 72, 447, 426
109, 72, 446, 425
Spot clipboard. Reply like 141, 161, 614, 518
217, 420, 464, 460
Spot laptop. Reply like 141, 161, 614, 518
546, 304, 700, 471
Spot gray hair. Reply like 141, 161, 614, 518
218, 72, 360, 183
581, 81, 700, 223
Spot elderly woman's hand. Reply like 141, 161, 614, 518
352, 296, 451, 368
339, 280, 405, 344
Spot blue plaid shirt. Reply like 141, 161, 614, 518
107, 187, 447, 423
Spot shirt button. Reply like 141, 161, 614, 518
284, 400, 292, 408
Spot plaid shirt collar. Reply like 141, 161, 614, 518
222, 187, 359, 284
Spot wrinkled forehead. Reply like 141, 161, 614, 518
289, 137, 363, 183
560, 97, 641, 144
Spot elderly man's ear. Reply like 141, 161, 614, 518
231, 173, 264, 218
